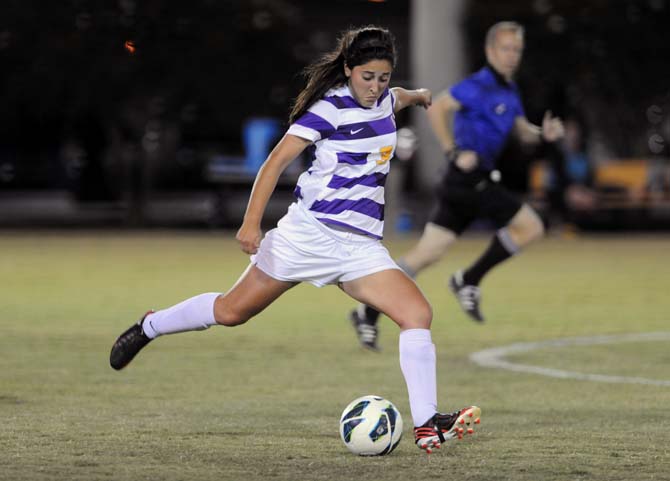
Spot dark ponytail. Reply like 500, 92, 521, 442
289, 26, 396, 124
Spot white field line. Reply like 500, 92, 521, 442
469, 332, 670, 386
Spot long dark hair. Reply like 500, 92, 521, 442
289, 26, 396, 124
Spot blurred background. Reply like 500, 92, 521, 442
1, 0, 669, 231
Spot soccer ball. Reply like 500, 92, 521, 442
339, 395, 403, 456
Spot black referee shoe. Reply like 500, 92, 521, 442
109, 310, 154, 370
349, 309, 379, 351
449, 271, 485, 322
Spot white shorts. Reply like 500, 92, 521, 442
251, 202, 400, 287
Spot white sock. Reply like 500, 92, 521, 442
399, 328, 437, 427
141, 292, 220, 339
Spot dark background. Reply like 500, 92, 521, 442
1, 0, 669, 227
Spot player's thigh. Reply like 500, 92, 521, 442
215, 264, 297, 326
340, 269, 432, 330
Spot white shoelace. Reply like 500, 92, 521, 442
357, 324, 377, 343
457, 285, 481, 310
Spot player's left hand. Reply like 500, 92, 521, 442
541, 110, 565, 142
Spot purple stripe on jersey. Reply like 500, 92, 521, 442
293, 185, 302, 199
305, 144, 316, 164
376, 88, 389, 107
317, 218, 382, 239
327, 172, 387, 190
336, 152, 369, 165
330, 115, 395, 141
322, 95, 362, 110
294, 111, 336, 138
310, 198, 384, 220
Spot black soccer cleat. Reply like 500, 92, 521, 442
414, 406, 482, 454
349, 308, 379, 351
449, 271, 485, 323
109, 310, 154, 370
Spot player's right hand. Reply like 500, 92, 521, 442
236, 222, 262, 254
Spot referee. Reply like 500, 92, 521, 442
350, 21, 564, 348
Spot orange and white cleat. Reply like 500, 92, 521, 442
413, 406, 482, 454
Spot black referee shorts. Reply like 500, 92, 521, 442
428, 165, 523, 235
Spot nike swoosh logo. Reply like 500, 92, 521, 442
350, 128, 364, 135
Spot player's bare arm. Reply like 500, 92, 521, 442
237, 134, 311, 254
391, 87, 432, 112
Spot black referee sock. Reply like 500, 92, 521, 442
462, 231, 517, 286
363, 305, 381, 323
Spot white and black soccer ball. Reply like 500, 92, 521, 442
339, 395, 403, 456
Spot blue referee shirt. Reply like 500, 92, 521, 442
449, 65, 525, 171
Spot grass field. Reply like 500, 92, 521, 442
1, 230, 669, 481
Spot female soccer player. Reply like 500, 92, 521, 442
109, 26, 480, 454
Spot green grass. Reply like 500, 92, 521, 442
1, 231, 669, 481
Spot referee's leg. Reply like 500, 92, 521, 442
463, 200, 544, 289
505, 203, 545, 247
453, 203, 544, 322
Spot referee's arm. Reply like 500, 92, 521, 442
426, 91, 461, 153
514, 111, 565, 145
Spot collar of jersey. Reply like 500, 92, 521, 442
340, 83, 383, 110
484, 63, 515, 88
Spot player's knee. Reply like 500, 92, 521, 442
213, 302, 251, 326
401, 302, 433, 330
418, 303, 433, 327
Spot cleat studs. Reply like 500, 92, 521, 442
475, 418, 481, 424
457, 427, 464, 434
459, 418, 465, 424
468, 412, 474, 417
467, 428, 474, 434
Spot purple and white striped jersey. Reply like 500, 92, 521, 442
286, 85, 397, 239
